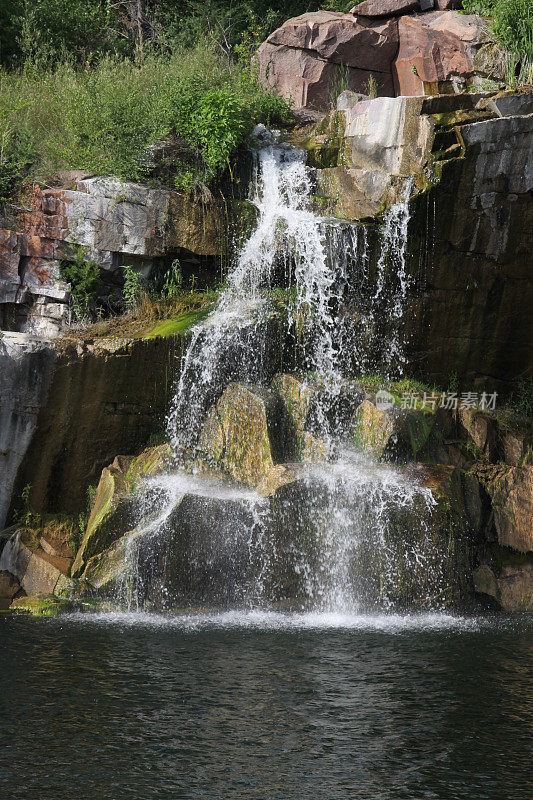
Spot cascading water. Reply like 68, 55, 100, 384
119, 128, 449, 614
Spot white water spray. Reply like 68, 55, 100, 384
125, 129, 446, 614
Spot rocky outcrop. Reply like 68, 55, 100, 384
298, 89, 533, 395
71, 444, 170, 577
257, 6, 508, 111
256, 12, 398, 111
0, 528, 74, 597
0, 174, 240, 337
352, 1, 420, 16
392, 16, 473, 95
474, 563, 533, 612
199, 383, 284, 487
476, 465, 533, 554
0, 570, 21, 609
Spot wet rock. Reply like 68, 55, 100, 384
256, 12, 398, 111
199, 383, 282, 487
137, 493, 268, 607
393, 16, 473, 96
256, 463, 304, 497
10, 335, 177, 518
352, 399, 396, 459
0, 334, 56, 529
0, 570, 21, 609
71, 443, 170, 577
474, 563, 533, 612
351, 398, 437, 461
497, 564, 533, 612
272, 373, 363, 456
475, 465, 533, 554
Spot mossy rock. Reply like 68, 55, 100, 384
351, 398, 436, 462
71, 443, 170, 577
9, 594, 81, 616
272, 373, 363, 460
198, 383, 283, 488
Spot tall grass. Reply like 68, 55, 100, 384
0, 41, 291, 198
463, 0, 533, 85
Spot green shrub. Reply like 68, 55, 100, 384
0, 40, 291, 195
162, 260, 183, 299
60, 247, 102, 319
122, 265, 146, 310
463, 0, 533, 61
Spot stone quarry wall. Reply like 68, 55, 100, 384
299, 89, 533, 395
0, 175, 241, 338
2, 333, 180, 526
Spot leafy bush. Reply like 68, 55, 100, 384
122, 266, 146, 310
0, 40, 291, 196
60, 248, 102, 319
162, 260, 184, 299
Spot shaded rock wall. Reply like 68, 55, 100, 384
0, 174, 243, 337
8, 334, 180, 520
0, 333, 56, 528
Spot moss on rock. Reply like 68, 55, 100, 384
71, 443, 170, 577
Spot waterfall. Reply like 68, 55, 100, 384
119, 128, 448, 614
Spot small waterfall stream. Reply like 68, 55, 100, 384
120, 128, 448, 614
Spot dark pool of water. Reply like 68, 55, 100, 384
0, 610, 531, 800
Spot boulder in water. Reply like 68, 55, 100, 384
0, 570, 21, 609
198, 383, 284, 488
0, 528, 75, 597
474, 563, 533, 612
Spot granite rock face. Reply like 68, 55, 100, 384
256, 12, 398, 111
393, 16, 473, 95
298, 89, 533, 395
257, 8, 488, 110
8, 335, 178, 520
0, 175, 234, 337
0, 334, 56, 529
352, 1, 420, 16
256, 6, 510, 111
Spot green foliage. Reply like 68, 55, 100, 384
463, 0, 533, 66
0, 40, 291, 194
0, 0, 326, 69
322, 0, 354, 12
366, 74, 378, 100
60, 248, 102, 319
122, 265, 146, 310
508, 377, 533, 416
329, 65, 350, 109
13, 483, 39, 526
162, 259, 183, 299
15, 0, 126, 67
